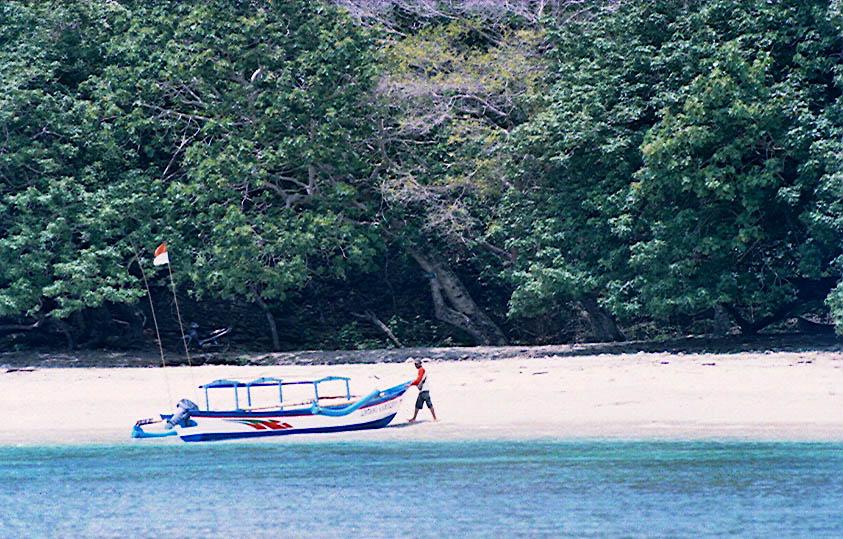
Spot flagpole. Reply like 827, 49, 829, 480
134, 248, 166, 369
130, 240, 172, 407
167, 260, 192, 367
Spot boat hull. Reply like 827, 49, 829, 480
175, 388, 405, 442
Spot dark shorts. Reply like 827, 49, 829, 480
415, 390, 433, 410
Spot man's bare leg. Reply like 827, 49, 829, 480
408, 408, 419, 422
429, 406, 437, 421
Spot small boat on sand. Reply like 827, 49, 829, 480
132, 376, 410, 442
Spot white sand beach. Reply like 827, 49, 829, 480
1, 351, 842, 444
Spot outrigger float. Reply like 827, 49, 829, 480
132, 376, 411, 442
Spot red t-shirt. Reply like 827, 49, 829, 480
411, 367, 428, 390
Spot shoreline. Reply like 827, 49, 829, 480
2, 333, 840, 369
2, 350, 842, 445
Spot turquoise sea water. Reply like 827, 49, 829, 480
1, 441, 841, 538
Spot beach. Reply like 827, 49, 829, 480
1, 350, 841, 444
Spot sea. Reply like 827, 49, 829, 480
1, 440, 841, 538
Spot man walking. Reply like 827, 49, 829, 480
408, 360, 437, 422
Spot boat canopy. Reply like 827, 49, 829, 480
199, 376, 352, 411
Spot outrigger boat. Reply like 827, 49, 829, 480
132, 376, 411, 442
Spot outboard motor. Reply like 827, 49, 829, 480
166, 399, 199, 429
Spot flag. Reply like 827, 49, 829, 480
153, 243, 169, 266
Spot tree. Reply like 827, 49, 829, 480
0, 2, 151, 346
502, 0, 843, 338
374, 14, 546, 344
624, 0, 843, 333
500, 1, 678, 340
87, 1, 385, 350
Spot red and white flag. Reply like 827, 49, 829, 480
153, 243, 169, 266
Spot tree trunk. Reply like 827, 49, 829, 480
0, 318, 42, 334
254, 295, 281, 351
721, 277, 837, 335
723, 301, 798, 335
52, 318, 75, 350
579, 295, 624, 342
408, 247, 507, 346
353, 310, 404, 348
712, 305, 730, 337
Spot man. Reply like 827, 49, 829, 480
408, 360, 437, 422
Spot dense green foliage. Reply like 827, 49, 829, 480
1, 0, 841, 351
504, 0, 843, 337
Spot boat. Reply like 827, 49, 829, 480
131, 375, 411, 442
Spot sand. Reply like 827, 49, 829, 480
1, 350, 842, 444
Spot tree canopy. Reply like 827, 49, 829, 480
1, 0, 841, 351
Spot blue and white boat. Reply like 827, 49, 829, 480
132, 376, 411, 442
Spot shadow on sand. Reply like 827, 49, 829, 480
386, 420, 430, 429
